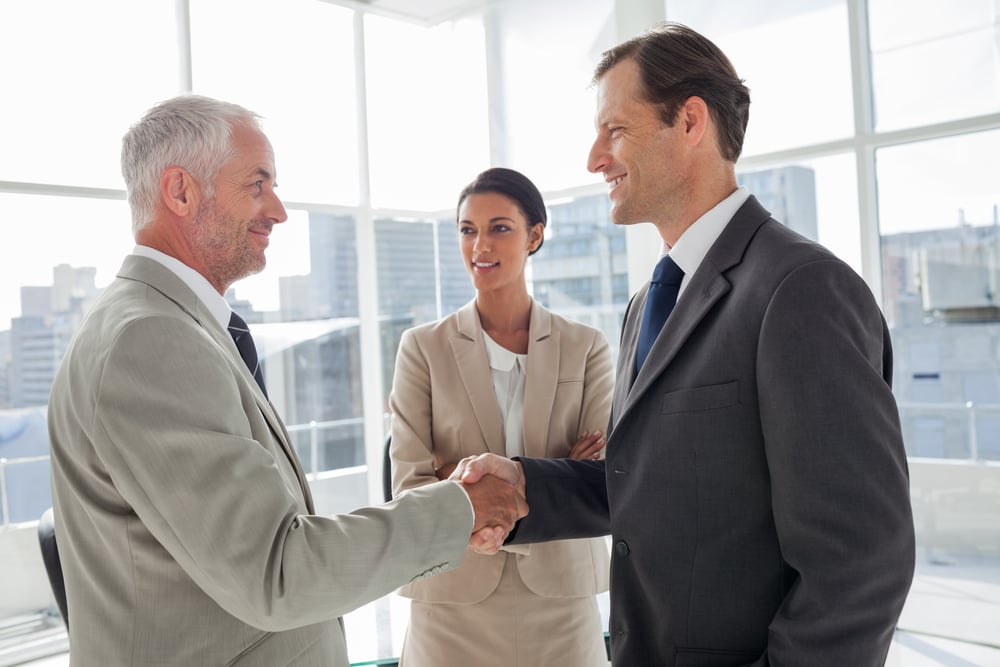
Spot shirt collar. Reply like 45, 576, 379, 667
132, 245, 232, 329
659, 187, 750, 299
482, 331, 526, 371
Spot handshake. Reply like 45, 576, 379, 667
447, 454, 527, 555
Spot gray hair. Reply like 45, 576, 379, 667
121, 95, 262, 233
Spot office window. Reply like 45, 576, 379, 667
531, 193, 627, 354
365, 16, 490, 210
190, 0, 360, 205
0, 0, 179, 187
242, 210, 368, 475
3, 2, 1000, 663
666, 0, 854, 155
0, 195, 133, 335
879, 130, 1000, 466
868, 0, 1000, 132
975, 412, 1000, 460
492, 0, 616, 191
375, 217, 474, 404
738, 154, 862, 272
0, 194, 132, 531
909, 416, 948, 458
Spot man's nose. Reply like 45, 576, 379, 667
587, 137, 607, 174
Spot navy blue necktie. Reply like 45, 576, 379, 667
228, 312, 267, 397
636, 255, 684, 371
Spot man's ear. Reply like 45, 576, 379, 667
680, 96, 710, 147
160, 166, 198, 217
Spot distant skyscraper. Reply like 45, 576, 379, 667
0, 331, 10, 408
530, 193, 628, 354
308, 213, 358, 319
9, 267, 98, 408
375, 218, 438, 322
436, 218, 476, 315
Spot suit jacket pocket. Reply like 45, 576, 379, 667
661, 381, 738, 414
674, 646, 758, 667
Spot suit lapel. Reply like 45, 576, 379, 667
451, 301, 506, 455
623, 268, 730, 406
118, 255, 315, 511
523, 301, 556, 458
616, 197, 772, 424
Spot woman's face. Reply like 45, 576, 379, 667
457, 191, 543, 295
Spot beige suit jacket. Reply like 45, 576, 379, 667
389, 299, 612, 603
47, 255, 472, 666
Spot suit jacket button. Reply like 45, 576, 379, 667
615, 540, 630, 556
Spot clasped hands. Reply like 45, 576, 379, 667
447, 454, 527, 555
441, 431, 603, 554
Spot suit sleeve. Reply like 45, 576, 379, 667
577, 328, 614, 440
755, 259, 915, 665
91, 315, 471, 631
388, 328, 441, 495
507, 457, 611, 543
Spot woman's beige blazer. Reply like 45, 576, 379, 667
389, 299, 612, 603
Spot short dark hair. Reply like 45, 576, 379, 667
456, 167, 548, 255
594, 22, 750, 162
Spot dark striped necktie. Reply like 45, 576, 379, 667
228, 312, 267, 397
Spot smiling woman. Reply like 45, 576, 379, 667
388, 167, 614, 666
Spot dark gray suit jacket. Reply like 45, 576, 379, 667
511, 196, 915, 666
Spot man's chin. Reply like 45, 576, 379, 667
232, 259, 266, 285
609, 211, 639, 226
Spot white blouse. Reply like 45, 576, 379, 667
482, 331, 528, 458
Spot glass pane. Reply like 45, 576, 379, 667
666, 0, 854, 155
0, 194, 134, 334
0, 193, 133, 554
0, 0, 180, 187
869, 0, 1000, 131
365, 16, 490, 210
877, 131, 1000, 562
533, 193, 627, 356
375, 218, 475, 404
492, 0, 616, 191
247, 210, 365, 473
189, 0, 360, 205
738, 153, 862, 273
0, 414, 53, 523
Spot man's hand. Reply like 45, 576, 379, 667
453, 467, 527, 555
450, 453, 526, 497
460, 473, 528, 533
449, 455, 528, 554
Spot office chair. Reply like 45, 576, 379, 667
37, 507, 69, 629
382, 434, 393, 502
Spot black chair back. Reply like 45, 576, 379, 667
37, 507, 69, 629
382, 434, 393, 502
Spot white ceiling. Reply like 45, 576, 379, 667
322, 0, 498, 26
